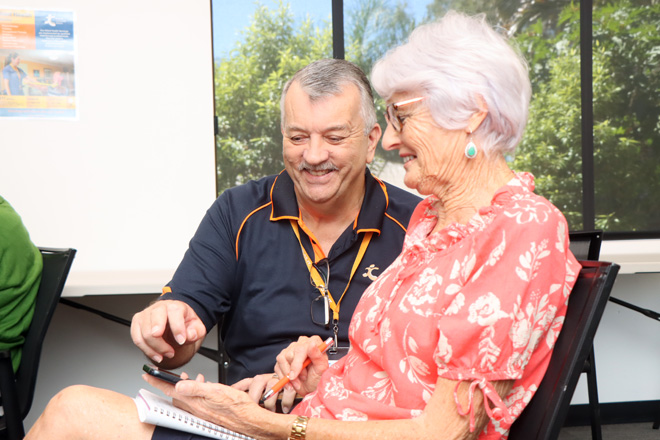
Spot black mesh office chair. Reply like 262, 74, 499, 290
508, 260, 619, 440
0, 247, 76, 440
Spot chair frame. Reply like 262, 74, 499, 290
568, 230, 660, 434
0, 247, 76, 440
508, 260, 619, 440
568, 230, 603, 261
568, 230, 604, 440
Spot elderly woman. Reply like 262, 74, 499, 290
26, 11, 579, 440
247, 11, 580, 438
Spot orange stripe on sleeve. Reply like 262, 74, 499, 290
235, 202, 272, 259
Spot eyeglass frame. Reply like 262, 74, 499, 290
384, 96, 426, 132
310, 259, 330, 327
309, 258, 351, 355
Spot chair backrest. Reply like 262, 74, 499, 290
568, 230, 603, 261
508, 260, 619, 440
14, 247, 76, 418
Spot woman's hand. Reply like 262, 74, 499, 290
233, 373, 275, 406
274, 335, 329, 397
232, 373, 300, 413
144, 371, 264, 435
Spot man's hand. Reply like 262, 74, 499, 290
131, 300, 206, 367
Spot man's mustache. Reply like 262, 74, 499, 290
298, 161, 338, 172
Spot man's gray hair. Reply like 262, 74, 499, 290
280, 59, 377, 135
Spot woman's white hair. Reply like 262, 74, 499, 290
371, 11, 531, 156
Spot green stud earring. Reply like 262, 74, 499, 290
465, 141, 477, 159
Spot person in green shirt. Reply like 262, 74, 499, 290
0, 195, 42, 372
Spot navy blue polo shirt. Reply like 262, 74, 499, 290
160, 169, 421, 383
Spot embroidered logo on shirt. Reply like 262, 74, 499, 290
362, 264, 380, 281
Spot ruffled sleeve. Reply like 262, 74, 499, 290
431, 191, 579, 431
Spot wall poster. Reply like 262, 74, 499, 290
0, 7, 77, 118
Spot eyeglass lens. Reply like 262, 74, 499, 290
385, 105, 401, 132
311, 294, 330, 326
310, 259, 330, 326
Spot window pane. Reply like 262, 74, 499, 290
212, 0, 332, 194
592, 1, 660, 234
511, 2, 584, 231
343, 0, 428, 192
345, 1, 586, 230
212, 0, 659, 236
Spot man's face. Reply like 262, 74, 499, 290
282, 81, 380, 210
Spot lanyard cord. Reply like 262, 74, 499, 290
290, 220, 372, 323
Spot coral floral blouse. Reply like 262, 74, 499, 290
293, 173, 581, 439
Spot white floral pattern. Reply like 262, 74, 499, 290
293, 173, 581, 439
468, 293, 510, 326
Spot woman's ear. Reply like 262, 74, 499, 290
467, 94, 489, 133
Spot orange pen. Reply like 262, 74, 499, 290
260, 337, 334, 403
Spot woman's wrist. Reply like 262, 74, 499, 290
238, 407, 301, 440
288, 415, 309, 440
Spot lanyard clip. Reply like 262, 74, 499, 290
328, 320, 339, 354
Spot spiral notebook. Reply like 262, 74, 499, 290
134, 388, 255, 440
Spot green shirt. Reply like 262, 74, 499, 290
0, 195, 42, 372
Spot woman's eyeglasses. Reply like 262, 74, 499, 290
384, 96, 426, 132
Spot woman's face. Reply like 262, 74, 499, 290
382, 92, 468, 196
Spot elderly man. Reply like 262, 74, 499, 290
26, 59, 420, 439
131, 58, 420, 384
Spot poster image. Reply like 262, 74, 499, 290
0, 8, 77, 119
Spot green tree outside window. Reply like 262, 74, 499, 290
213, 0, 660, 234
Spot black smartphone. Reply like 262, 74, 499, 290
143, 364, 183, 385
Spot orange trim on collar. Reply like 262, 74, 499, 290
270, 213, 298, 221
269, 173, 300, 221
356, 227, 381, 235
384, 212, 408, 233
372, 175, 390, 210
351, 174, 389, 234
296, 216, 326, 261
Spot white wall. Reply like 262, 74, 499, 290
572, 272, 660, 404
0, 0, 216, 294
0, 0, 217, 428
